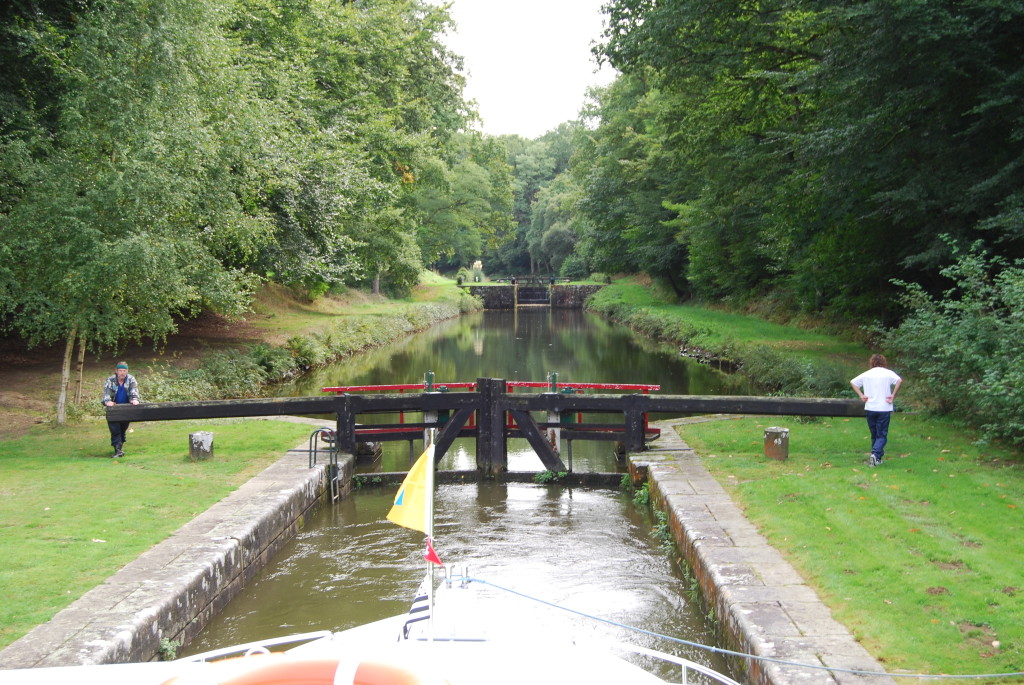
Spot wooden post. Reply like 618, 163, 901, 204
336, 395, 355, 455
622, 395, 646, 453
476, 377, 507, 477
509, 409, 566, 472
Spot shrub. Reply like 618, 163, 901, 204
144, 366, 218, 402
287, 334, 330, 369
457, 291, 484, 313
404, 303, 459, 329
559, 253, 589, 280
248, 343, 297, 381
737, 345, 809, 394
885, 242, 1024, 444
198, 350, 268, 397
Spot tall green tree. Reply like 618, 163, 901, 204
572, 76, 690, 292
528, 173, 586, 275
594, 1, 821, 300
592, 0, 1024, 318
0, 0, 263, 421
231, 0, 470, 293
790, 1, 1024, 309
411, 133, 514, 272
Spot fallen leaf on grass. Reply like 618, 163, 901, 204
92, 538, 107, 543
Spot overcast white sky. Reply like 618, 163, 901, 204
437, 0, 618, 139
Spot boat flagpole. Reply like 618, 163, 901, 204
387, 431, 441, 641
425, 428, 436, 640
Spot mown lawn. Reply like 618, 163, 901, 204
678, 415, 1024, 678
0, 419, 312, 650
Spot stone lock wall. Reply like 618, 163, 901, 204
550, 284, 604, 308
630, 421, 894, 685
466, 285, 515, 309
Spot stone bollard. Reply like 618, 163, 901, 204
763, 426, 789, 461
189, 431, 214, 462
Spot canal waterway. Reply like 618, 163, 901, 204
279, 308, 754, 472
184, 308, 749, 676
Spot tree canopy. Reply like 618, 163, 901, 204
484, 1, 1024, 319
0, 0, 518, 420
0, 0, 512, 349
587, 0, 1024, 318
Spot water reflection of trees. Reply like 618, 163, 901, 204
276, 308, 752, 397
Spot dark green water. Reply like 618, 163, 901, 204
184, 308, 750, 676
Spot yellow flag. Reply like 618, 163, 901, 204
387, 445, 434, 533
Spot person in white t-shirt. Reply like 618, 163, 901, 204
850, 354, 903, 467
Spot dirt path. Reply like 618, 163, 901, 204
0, 311, 265, 439
0, 284, 412, 440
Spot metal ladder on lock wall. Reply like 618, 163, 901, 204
308, 427, 342, 502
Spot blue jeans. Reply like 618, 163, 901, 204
865, 411, 892, 458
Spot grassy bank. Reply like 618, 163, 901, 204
678, 416, 1024, 677
109, 274, 482, 405
587, 278, 868, 396
0, 419, 313, 650
0, 273, 473, 651
590, 277, 1024, 676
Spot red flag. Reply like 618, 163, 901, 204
424, 537, 442, 566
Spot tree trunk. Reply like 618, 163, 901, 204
74, 335, 86, 404
56, 327, 76, 425
372, 272, 381, 296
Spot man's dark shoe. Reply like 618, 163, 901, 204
870, 454, 881, 467
113, 444, 124, 458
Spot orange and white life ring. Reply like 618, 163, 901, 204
161, 653, 442, 685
